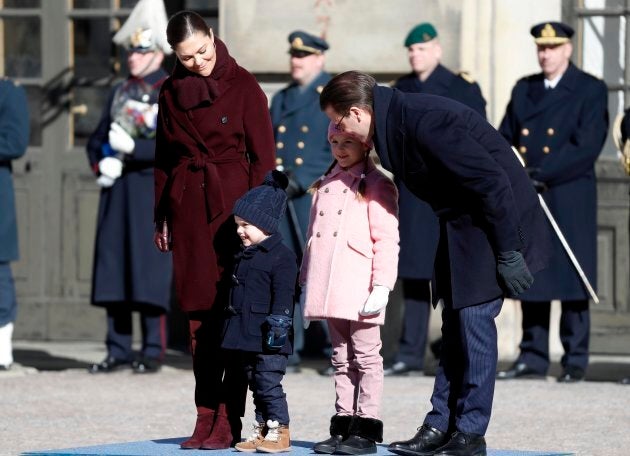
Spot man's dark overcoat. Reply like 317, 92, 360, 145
499, 63, 608, 300
372, 86, 551, 309
154, 39, 276, 312
222, 233, 297, 355
394, 64, 487, 279
86, 69, 172, 310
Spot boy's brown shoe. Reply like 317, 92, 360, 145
236, 421, 267, 452
256, 420, 291, 453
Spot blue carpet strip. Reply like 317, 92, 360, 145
22, 439, 574, 456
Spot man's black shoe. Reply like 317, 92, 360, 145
496, 362, 545, 380
387, 424, 448, 456
557, 365, 584, 383
88, 356, 132, 374
433, 431, 486, 456
384, 361, 423, 377
132, 357, 162, 374
318, 364, 335, 376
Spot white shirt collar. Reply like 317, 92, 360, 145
544, 73, 563, 89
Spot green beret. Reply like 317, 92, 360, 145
404, 23, 438, 47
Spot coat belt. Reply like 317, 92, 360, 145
171, 154, 246, 222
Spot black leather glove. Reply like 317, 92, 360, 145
525, 167, 547, 193
497, 250, 534, 297
264, 315, 293, 351
284, 170, 305, 199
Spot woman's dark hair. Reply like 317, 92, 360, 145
166, 10, 210, 48
319, 70, 376, 114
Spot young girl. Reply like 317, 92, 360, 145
301, 122, 399, 455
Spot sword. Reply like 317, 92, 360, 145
286, 198, 305, 255
511, 146, 599, 304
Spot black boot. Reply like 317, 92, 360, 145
335, 416, 383, 455
313, 415, 353, 454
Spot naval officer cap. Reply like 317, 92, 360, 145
113, 0, 172, 54
288, 30, 329, 57
530, 21, 574, 45
404, 22, 438, 47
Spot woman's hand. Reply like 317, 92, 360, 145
154, 220, 171, 252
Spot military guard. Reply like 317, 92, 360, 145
86, 0, 173, 374
269, 30, 333, 372
0, 78, 29, 370
385, 22, 488, 377
497, 21, 609, 382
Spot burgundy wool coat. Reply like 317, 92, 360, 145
154, 38, 275, 312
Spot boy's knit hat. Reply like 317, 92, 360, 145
327, 121, 374, 150
233, 170, 289, 234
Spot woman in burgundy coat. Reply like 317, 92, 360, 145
153, 11, 275, 450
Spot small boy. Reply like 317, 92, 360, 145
222, 170, 298, 453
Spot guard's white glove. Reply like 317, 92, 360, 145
98, 156, 123, 179
108, 122, 135, 154
360, 285, 390, 316
95, 174, 115, 188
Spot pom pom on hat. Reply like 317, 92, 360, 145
233, 171, 289, 234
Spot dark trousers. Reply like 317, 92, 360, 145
0, 262, 17, 326
424, 297, 502, 436
229, 350, 289, 425
106, 305, 166, 360
395, 278, 432, 369
189, 309, 248, 418
517, 299, 590, 374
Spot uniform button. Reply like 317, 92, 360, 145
333, 231, 338, 237
201, 182, 206, 188
519, 146, 527, 153
547, 128, 555, 136
543, 146, 550, 154
276, 141, 284, 149
278, 125, 286, 133
295, 157, 304, 166
521, 128, 530, 136
316, 232, 321, 237
301, 125, 309, 133
284, 309, 290, 315
343, 189, 348, 193
297, 141, 305, 149
338, 210, 342, 214
319, 210, 324, 216
324, 188, 329, 193
275, 157, 283, 165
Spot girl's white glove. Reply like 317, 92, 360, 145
108, 122, 135, 154
360, 285, 390, 316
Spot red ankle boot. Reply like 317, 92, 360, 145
201, 404, 234, 450
180, 409, 215, 449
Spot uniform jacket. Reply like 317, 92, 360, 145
154, 38, 275, 312
270, 71, 332, 256
499, 63, 608, 300
86, 69, 172, 310
222, 233, 298, 355
0, 79, 29, 263
394, 64, 487, 279
373, 86, 551, 309
301, 158, 399, 325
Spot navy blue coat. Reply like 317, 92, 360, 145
270, 71, 332, 256
86, 69, 172, 310
373, 86, 551, 309
499, 63, 608, 300
222, 233, 298, 355
0, 79, 29, 263
394, 65, 487, 279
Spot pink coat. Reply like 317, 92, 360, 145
301, 158, 399, 325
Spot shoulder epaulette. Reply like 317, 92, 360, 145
458, 71, 475, 84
